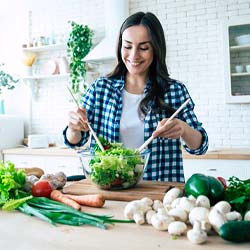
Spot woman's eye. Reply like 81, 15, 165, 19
123, 46, 131, 49
140, 47, 149, 51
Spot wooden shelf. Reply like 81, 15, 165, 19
22, 43, 67, 53
230, 44, 250, 52
21, 73, 69, 81
231, 72, 250, 77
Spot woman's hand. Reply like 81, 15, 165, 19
68, 107, 89, 132
152, 118, 185, 139
152, 118, 203, 150
66, 107, 89, 144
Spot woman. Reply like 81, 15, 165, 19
63, 12, 208, 182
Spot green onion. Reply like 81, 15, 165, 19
17, 197, 133, 229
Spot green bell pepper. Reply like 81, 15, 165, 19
184, 173, 224, 205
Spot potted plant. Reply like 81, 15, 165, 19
67, 21, 93, 100
0, 64, 19, 114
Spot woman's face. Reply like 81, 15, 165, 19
121, 25, 154, 77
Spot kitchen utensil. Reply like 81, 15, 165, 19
66, 86, 105, 152
67, 175, 86, 181
138, 98, 191, 153
63, 179, 184, 201
77, 149, 150, 190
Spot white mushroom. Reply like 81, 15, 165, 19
140, 197, 154, 207
189, 207, 211, 232
188, 195, 197, 203
152, 200, 164, 211
195, 195, 210, 209
151, 209, 175, 231
208, 206, 227, 233
168, 221, 187, 236
214, 201, 231, 214
145, 210, 156, 224
179, 196, 196, 213
133, 210, 145, 225
170, 197, 181, 208
163, 187, 182, 206
189, 207, 210, 225
124, 198, 152, 224
226, 211, 242, 221
244, 210, 250, 221
157, 207, 168, 218
168, 208, 188, 222
200, 220, 212, 233
187, 220, 207, 244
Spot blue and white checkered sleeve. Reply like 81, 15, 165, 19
178, 87, 209, 155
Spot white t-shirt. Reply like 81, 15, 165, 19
120, 89, 145, 149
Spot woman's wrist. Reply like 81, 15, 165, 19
66, 127, 82, 144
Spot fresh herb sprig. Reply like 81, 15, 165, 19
224, 176, 250, 216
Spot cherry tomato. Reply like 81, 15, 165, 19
32, 180, 53, 198
111, 178, 122, 187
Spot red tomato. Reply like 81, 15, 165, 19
111, 178, 122, 187
217, 176, 227, 190
32, 180, 53, 198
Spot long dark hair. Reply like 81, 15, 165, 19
107, 12, 176, 116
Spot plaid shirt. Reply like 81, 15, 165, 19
63, 76, 208, 182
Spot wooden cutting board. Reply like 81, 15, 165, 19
63, 179, 184, 201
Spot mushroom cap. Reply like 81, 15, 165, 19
168, 221, 187, 235
187, 229, 207, 244
189, 207, 210, 225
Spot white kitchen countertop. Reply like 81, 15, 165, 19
2, 147, 250, 160
0, 200, 249, 250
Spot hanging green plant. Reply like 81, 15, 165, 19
0, 63, 19, 95
67, 21, 93, 99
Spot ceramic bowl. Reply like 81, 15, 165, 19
78, 149, 150, 190
246, 65, 250, 73
235, 34, 250, 45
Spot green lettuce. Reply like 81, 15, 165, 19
0, 161, 26, 206
89, 143, 145, 188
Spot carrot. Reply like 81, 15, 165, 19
64, 194, 105, 208
50, 190, 81, 210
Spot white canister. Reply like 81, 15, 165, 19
22, 66, 33, 76
28, 134, 49, 148
58, 57, 69, 74
246, 65, 250, 73
235, 65, 244, 73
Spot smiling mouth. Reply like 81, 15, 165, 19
128, 60, 141, 66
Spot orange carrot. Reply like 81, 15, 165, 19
50, 190, 81, 210
64, 194, 105, 208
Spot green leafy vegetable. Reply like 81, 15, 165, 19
18, 197, 133, 229
2, 195, 33, 211
224, 176, 250, 216
90, 142, 146, 188
0, 161, 26, 206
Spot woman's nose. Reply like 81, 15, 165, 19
130, 48, 140, 59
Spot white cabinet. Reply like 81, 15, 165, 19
183, 158, 250, 181
4, 154, 82, 176
223, 16, 250, 103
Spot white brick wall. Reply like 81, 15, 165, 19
8, 0, 250, 148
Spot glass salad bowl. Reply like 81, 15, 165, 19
77, 146, 150, 190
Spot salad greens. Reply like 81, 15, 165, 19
224, 176, 250, 216
89, 141, 148, 189
0, 161, 26, 206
